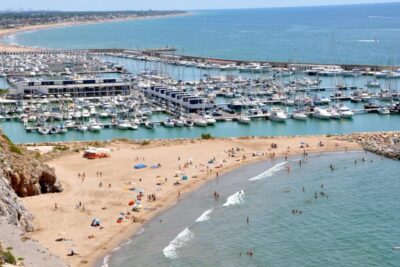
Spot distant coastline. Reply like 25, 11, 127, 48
0, 11, 190, 52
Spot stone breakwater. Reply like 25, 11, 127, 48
337, 132, 400, 160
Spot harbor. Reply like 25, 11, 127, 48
0, 49, 400, 143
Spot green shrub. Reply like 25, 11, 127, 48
2, 134, 22, 155
201, 133, 213, 140
141, 140, 151, 146
3, 250, 16, 264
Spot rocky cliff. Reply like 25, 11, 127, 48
0, 132, 62, 197
0, 131, 63, 232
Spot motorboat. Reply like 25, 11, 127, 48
313, 108, 331, 119
194, 118, 208, 127
291, 110, 307, 121
88, 120, 102, 132
269, 108, 288, 122
238, 115, 251, 124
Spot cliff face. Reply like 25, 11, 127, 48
0, 131, 63, 231
0, 175, 34, 231
0, 133, 63, 197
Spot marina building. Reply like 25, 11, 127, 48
13, 78, 131, 97
143, 85, 214, 113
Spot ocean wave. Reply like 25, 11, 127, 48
136, 228, 145, 235
249, 162, 287, 181
358, 39, 379, 43
101, 255, 110, 267
196, 209, 213, 222
223, 190, 245, 207
163, 227, 194, 259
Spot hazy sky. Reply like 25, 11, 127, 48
1, 0, 399, 11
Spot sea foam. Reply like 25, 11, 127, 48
163, 227, 194, 259
101, 255, 110, 267
223, 190, 245, 207
249, 162, 287, 181
195, 209, 213, 223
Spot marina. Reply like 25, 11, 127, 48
0, 50, 400, 143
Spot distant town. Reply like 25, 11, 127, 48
0, 10, 186, 29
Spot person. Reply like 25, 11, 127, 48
54, 203, 58, 210
302, 186, 305, 193
67, 250, 78, 256
247, 217, 249, 224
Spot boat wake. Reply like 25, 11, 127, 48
223, 190, 245, 207
163, 227, 194, 259
195, 209, 213, 222
249, 162, 287, 181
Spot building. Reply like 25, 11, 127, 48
14, 78, 131, 97
143, 85, 214, 113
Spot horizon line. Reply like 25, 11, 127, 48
1, 1, 399, 13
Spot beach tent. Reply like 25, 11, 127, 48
91, 218, 101, 227
134, 163, 147, 169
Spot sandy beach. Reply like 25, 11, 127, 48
21, 136, 361, 267
0, 12, 189, 53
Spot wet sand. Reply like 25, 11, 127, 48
22, 136, 361, 267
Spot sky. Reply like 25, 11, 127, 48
0, 0, 399, 11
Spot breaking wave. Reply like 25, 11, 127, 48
223, 190, 245, 207
249, 162, 287, 181
196, 209, 213, 222
163, 227, 194, 259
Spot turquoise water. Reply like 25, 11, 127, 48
2, 113, 400, 144
9, 3, 400, 65
102, 151, 400, 267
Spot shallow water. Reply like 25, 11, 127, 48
103, 151, 400, 267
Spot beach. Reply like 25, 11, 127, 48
0, 12, 189, 53
21, 136, 361, 267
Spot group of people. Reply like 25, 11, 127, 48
147, 194, 157, 202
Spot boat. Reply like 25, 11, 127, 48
49, 126, 60, 134
163, 118, 175, 128
77, 125, 88, 132
204, 115, 216, 125
328, 108, 341, 119
88, 121, 102, 132
291, 110, 308, 121
194, 118, 208, 127
337, 105, 354, 118
174, 119, 185, 127
184, 119, 194, 127
117, 120, 132, 130
145, 121, 155, 129
269, 108, 288, 122
238, 115, 251, 124
378, 107, 390, 115
38, 126, 50, 135
313, 108, 331, 120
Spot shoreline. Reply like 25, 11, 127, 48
21, 136, 362, 267
0, 12, 191, 52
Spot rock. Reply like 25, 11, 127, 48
0, 174, 34, 232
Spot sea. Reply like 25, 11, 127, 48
99, 151, 400, 267
5, 2, 400, 65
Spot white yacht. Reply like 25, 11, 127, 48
88, 120, 102, 132
194, 118, 208, 127
337, 106, 354, 118
291, 110, 308, 121
238, 115, 251, 124
163, 118, 175, 128
269, 108, 288, 122
313, 108, 331, 120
